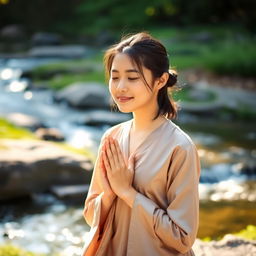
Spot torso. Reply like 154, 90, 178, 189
128, 117, 168, 156
128, 131, 148, 156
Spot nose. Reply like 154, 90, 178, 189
116, 79, 128, 92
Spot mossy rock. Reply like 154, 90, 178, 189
0, 244, 46, 256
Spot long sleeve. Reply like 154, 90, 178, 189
130, 141, 201, 254
83, 129, 115, 227
82, 126, 120, 256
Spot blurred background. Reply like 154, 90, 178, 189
0, 0, 255, 255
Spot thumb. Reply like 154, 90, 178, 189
128, 156, 136, 172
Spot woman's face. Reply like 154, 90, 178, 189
109, 53, 158, 114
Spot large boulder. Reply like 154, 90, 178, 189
31, 32, 62, 46
28, 45, 90, 58
0, 24, 25, 40
6, 112, 45, 131
0, 139, 94, 200
54, 82, 111, 109
34, 127, 65, 141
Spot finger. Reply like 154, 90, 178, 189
102, 150, 111, 174
105, 138, 115, 170
109, 137, 120, 167
100, 158, 112, 190
100, 137, 107, 152
114, 139, 126, 167
100, 151, 106, 172
129, 156, 135, 172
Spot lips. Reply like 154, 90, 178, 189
117, 96, 134, 102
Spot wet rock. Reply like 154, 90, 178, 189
28, 45, 90, 58
193, 235, 256, 256
0, 24, 25, 40
31, 32, 62, 46
240, 165, 256, 177
54, 82, 111, 109
35, 127, 65, 141
50, 184, 90, 199
6, 112, 45, 131
82, 109, 131, 126
0, 139, 94, 201
188, 88, 213, 101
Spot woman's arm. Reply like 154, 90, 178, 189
127, 142, 201, 254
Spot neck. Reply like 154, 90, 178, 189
131, 112, 166, 132
131, 92, 167, 132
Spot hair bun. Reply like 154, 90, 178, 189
166, 70, 177, 87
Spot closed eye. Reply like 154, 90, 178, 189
128, 77, 139, 81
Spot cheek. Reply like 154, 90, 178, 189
137, 83, 152, 96
109, 82, 115, 94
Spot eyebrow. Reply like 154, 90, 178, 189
111, 69, 139, 73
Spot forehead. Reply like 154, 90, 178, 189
111, 53, 136, 70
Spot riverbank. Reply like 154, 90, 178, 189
1, 231, 255, 256
193, 234, 256, 256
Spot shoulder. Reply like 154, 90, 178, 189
167, 120, 197, 153
101, 119, 131, 140
166, 121, 200, 177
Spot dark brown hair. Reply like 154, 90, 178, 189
104, 32, 178, 120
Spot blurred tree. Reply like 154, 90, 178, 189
0, 0, 255, 35
0, 0, 80, 34
61, 0, 256, 34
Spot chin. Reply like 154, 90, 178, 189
115, 104, 134, 113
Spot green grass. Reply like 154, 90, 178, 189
204, 41, 256, 77
37, 71, 105, 91
32, 54, 106, 90
0, 244, 48, 256
0, 118, 36, 140
0, 118, 95, 160
150, 25, 256, 76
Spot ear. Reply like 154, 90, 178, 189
155, 72, 169, 91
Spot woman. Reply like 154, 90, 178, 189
82, 32, 201, 256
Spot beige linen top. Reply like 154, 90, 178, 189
82, 118, 201, 256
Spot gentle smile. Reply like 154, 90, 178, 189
117, 97, 134, 102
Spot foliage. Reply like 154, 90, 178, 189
0, 0, 255, 35
0, 0, 79, 34
233, 225, 256, 240
31, 57, 105, 90
36, 71, 105, 91
153, 25, 256, 77
204, 40, 256, 77
0, 244, 45, 256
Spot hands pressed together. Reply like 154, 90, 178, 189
99, 136, 137, 208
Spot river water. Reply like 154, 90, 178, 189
0, 57, 255, 255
